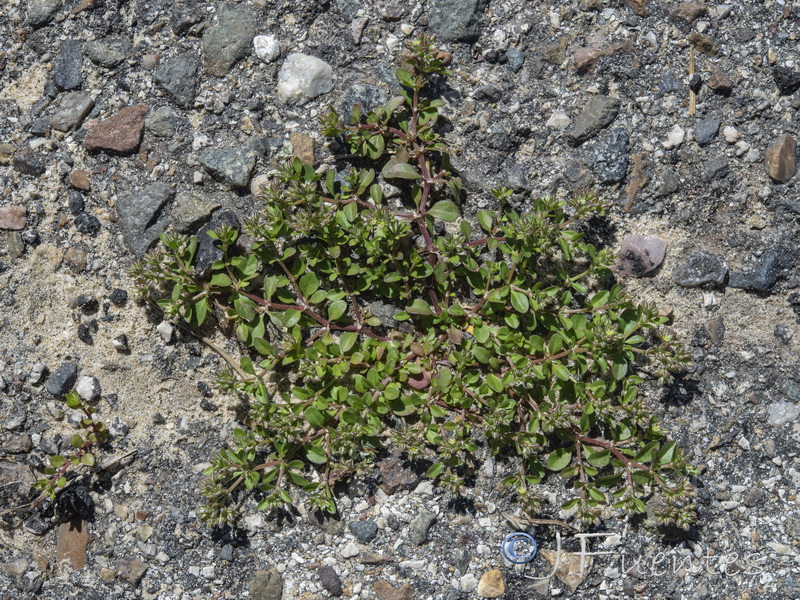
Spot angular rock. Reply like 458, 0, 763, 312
765, 134, 797, 183
409, 510, 437, 544
172, 0, 204, 35
170, 191, 222, 233
339, 84, 387, 116
75, 213, 100, 236
145, 106, 186, 138
84, 36, 132, 68
202, 4, 258, 77
374, 580, 414, 600
254, 35, 281, 63
54, 40, 83, 91
68, 170, 91, 191
0, 206, 27, 230
615, 235, 667, 277
669, 2, 708, 26
429, 0, 483, 42
278, 53, 335, 105
317, 565, 343, 597
12, 147, 46, 176
701, 155, 729, 181
155, 52, 199, 109
114, 557, 148, 586
729, 247, 795, 293
50, 92, 94, 132
28, 0, 61, 27
349, 519, 379, 543
56, 485, 95, 521
774, 66, 800, 96
56, 518, 89, 570
117, 183, 174, 256
694, 114, 721, 146
378, 454, 418, 494
706, 63, 732, 95
0, 143, 14, 165
75, 375, 100, 401
249, 568, 284, 600
1, 557, 29, 577
46, 363, 78, 396
586, 128, 628, 183
573, 41, 629, 74
476, 569, 505, 598
671, 251, 728, 287
194, 209, 240, 275
336, 0, 361, 20
566, 96, 620, 146
506, 47, 525, 72
540, 549, 591, 591
84, 105, 148, 153
200, 147, 257, 190
767, 402, 800, 426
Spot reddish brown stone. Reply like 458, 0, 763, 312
765, 134, 797, 183
623, 0, 648, 17
669, 2, 708, 24
573, 41, 630, 74
68, 169, 91, 191
706, 63, 733, 94
374, 580, 413, 600
84, 105, 149, 153
56, 518, 89, 569
290, 132, 315, 164
0, 206, 27, 230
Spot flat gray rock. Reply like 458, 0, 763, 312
84, 36, 132, 68
202, 4, 258, 77
54, 40, 83, 91
586, 128, 628, 183
156, 52, 199, 109
200, 147, 257, 189
27, 0, 61, 27
117, 183, 174, 256
50, 92, 94, 132
429, 0, 484, 42
671, 251, 728, 287
566, 96, 620, 146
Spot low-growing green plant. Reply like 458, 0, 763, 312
34, 390, 108, 501
132, 36, 696, 529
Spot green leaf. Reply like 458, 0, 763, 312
299, 272, 319, 298
656, 441, 677, 465
551, 362, 571, 381
548, 334, 563, 355
427, 200, 459, 222
210, 273, 232, 287
510, 290, 529, 313
426, 463, 444, 478
382, 160, 421, 180
305, 406, 326, 428
477, 210, 493, 232
306, 444, 328, 465
50, 455, 66, 468
327, 300, 348, 321
611, 356, 628, 380
81, 453, 96, 466
70, 434, 84, 448
547, 448, 572, 471
486, 373, 504, 393
282, 309, 302, 328
406, 299, 433, 316
339, 332, 358, 353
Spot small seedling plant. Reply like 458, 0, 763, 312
33, 390, 108, 501
133, 37, 696, 529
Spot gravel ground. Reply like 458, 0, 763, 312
2, 0, 800, 598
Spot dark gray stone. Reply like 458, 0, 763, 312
429, 0, 484, 42
505, 164, 528, 192
586, 128, 628, 183
695, 114, 721, 146
50, 92, 94, 132
657, 73, 683, 95
170, 191, 222, 233
68, 192, 85, 214
45, 363, 78, 397
249, 568, 283, 600
75, 212, 100, 236
729, 246, 796, 292
787, 514, 800, 541
317, 565, 343, 597
117, 183, 175, 256
348, 520, 378, 543
172, 0, 204, 35
156, 52, 199, 109
473, 84, 502, 102
671, 251, 728, 287
200, 147, 257, 189
84, 36, 132, 68
202, 4, 258, 77
339, 84, 388, 116
12, 147, 47, 176
774, 66, 800, 96
145, 106, 186, 138
336, 0, 361, 19
657, 167, 679, 196
566, 96, 620, 146
109, 288, 128, 305
409, 510, 436, 545
194, 209, 240, 275
701, 155, 729, 181
27, 0, 61, 27
506, 47, 525, 72
54, 40, 83, 91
